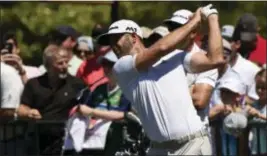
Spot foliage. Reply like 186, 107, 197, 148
0, 1, 266, 66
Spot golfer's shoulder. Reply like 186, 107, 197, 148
113, 55, 138, 75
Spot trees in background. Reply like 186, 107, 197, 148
0, 1, 266, 65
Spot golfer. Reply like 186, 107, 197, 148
97, 4, 224, 155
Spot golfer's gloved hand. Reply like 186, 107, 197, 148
201, 4, 218, 19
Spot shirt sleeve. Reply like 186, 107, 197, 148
195, 69, 218, 87
1, 66, 24, 108
112, 55, 139, 85
183, 51, 196, 73
247, 82, 259, 100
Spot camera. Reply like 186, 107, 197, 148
1, 42, 13, 54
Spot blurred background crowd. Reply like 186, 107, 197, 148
0, 1, 266, 156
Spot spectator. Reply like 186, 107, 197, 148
250, 67, 267, 156
221, 25, 235, 42
145, 26, 169, 47
1, 33, 41, 84
235, 14, 266, 66
39, 25, 83, 76
0, 62, 23, 118
141, 26, 153, 39
17, 45, 86, 155
76, 33, 109, 91
91, 23, 111, 56
72, 50, 132, 155
209, 69, 266, 156
228, 22, 261, 104
0, 62, 24, 156
74, 36, 94, 61
233, 13, 266, 66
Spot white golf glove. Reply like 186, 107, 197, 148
201, 4, 218, 19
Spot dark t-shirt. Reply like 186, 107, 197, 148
21, 73, 86, 120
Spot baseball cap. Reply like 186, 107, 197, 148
97, 49, 118, 64
151, 26, 170, 37
218, 70, 246, 95
77, 36, 94, 51
163, 9, 193, 25
233, 13, 258, 42
222, 39, 232, 52
221, 25, 235, 40
55, 25, 80, 39
223, 112, 248, 136
91, 24, 109, 39
141, 26, 153, 39
97, 19, 143, 46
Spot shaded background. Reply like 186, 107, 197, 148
0, 1, 266, 66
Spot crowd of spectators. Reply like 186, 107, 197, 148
0, 9, 266, 156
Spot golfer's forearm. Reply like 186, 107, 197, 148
153, 18, 199, 56
207, 15, 224, 66
92, 109, 124, 121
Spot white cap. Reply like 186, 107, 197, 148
141, 26, 153, 38
223, 112, 248, 137
222, 38, 231, 51
163, 9, 193, 25
221, 25, 235, 39
97, 50, 118, 64
151, 26, 170, 37
97, 19, 143, 45
77, 36, 94, 51
218, 69, 246, 95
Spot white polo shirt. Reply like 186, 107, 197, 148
113, 50, 204, 142
232, 54, 260, 100
186, 44, 218, 126
1, 62, 24, 109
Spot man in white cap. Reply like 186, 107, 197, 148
145, 26, 170, 47
163, 9, 219, 131
95, 4, 223, 155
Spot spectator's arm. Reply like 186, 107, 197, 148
134, 9, 201, 71
17, 79, 42, 119
78, 105, 124, 121
209, 104, 224, 120
185, 15, 225, 73
17, 104, 31, 118
246, 105, 267, 120
191, 69, 218, 110
191, 84, 214, 110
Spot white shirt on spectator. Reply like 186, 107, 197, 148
113, 50, 204, 142
186, 43, 218, 126
1, 62, 24, 109
232, 54, 260, 100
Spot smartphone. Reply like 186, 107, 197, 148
1, 43, 13, 54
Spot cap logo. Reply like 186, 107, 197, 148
126, 27, 137, 32
109, 26, 119, 31
173, 14, 188, 20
